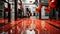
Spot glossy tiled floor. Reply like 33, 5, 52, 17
0, 17, 60, 34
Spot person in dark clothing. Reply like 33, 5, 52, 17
18, 9, 23, 18
56, 0, 60, 18
26, 8, 31, 17
0, 0, 4, 18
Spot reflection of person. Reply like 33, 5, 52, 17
26, 29, 35, 34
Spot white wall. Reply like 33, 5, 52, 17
22, 0, 35, 3
41, 6, 49, 19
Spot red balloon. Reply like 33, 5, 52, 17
49, 0, 56, 8
4, 7, 8, 12
51, 0, 56, 3
44, 7, 50, 12
4, 7, 12, 12
18, 3, 22, 6
49, 2, 56, 8
36, 7, 40, 12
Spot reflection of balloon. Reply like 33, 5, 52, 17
35, 21, 40, 29
18, 23, 23, 29
17, 18, 41, 30
35, 25, 40, 29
